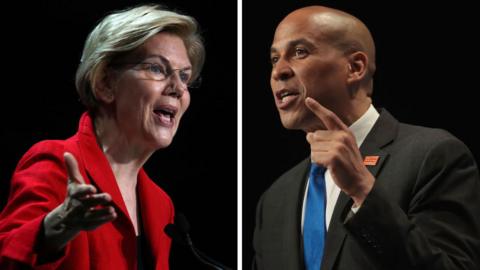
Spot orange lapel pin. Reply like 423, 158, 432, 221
363, 156, 380, 166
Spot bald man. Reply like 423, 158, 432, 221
253, 6, 480, 270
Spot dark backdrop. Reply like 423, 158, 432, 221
243, 0, 480, 267
0, 1, 236, 269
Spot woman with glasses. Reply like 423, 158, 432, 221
0, 4, 204, 270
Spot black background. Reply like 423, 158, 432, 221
0, 0, 236, 269
2, 1, 480, 269
243, 0, 480, 267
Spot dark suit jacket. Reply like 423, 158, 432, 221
253, 109, 480, 270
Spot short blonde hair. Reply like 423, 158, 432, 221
75, 4, 205, 112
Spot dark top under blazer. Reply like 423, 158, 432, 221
253, 109, 480, 270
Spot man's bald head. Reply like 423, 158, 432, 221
276, 6, 376, 90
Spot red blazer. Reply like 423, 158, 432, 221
0, 112, 174, 269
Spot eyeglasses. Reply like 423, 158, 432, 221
111, 56, 201, 90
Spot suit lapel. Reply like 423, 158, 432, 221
289, 159, 311, 269
362, 151, 388, 177
358, 109, 397, 157
321, 191, 350, 270
75, 114, 132, 225
321, 109, 398, 270
137, 170, 163, 258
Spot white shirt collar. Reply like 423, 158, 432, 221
348, 104, 379, 147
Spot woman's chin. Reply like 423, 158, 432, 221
143, 125, 178, 150
151, 131, 175, 149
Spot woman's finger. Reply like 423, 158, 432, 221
78, 193, 113, 208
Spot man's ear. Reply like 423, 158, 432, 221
93, 69, 115, 104
346, 51, 368, 84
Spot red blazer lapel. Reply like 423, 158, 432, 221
138, 170, 161, 255
69, 113, 173, 269
74, 113, 131, 224
137, 169, 174, 267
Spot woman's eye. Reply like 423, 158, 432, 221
148, 63, 166, 74
179, 71, 190, 84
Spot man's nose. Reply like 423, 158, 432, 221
271, 58, 294, 81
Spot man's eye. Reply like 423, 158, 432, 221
294, 48, 308, 58
271, 56, 279, 65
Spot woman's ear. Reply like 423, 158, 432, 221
93, 69, 115, 104
346, 51, 368, 84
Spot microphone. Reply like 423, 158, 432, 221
164, 212, 232, 270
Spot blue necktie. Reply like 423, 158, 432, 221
303, 163, 327, 270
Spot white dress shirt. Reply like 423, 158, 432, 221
301, 104, 380, 233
